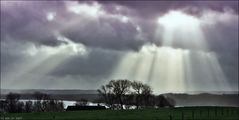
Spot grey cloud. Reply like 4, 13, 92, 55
61, 17, 145, 51
1, 1, 62, 46
1, 1, 238, 51
1, 1, 147, 51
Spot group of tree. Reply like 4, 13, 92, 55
0, 92, 64, 113
97, 79, 175, 110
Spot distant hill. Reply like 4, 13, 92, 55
1, 89, 238, 107
1, 89, 98, 95
164, 93, 239, 107
0, 89, 99, 101
1, 89, 238, 95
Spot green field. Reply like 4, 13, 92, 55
1, 107, 239, 120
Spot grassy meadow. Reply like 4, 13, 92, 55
1, 107, 238, 120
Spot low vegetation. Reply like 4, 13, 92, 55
0, 92, 64, 113
1, 107, 238, 120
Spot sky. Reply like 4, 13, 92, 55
1, 0, 238, 93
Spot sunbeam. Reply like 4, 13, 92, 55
110, 44, 233, 94
156, 10, 208, 51
109, 9, 234, 93
3, 36, 87, 89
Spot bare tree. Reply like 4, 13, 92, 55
44, 99, 64, 112
56, 100, 64, 112
131, 81, 153, 108
6, 93, 20, 113
97, 85, 115, 108
131, 81, 144, 109
16, 101, 24, 113
98, 85, 109, 105
107, 79, 131, 109
25, 101, 33, 112
123, 94, 134, 109
141, 84, 153, 107
33, 92, 50, 112
98, 80, 156, 109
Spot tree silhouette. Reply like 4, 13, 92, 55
107, 79, 131, 110
97, 85, 115, 108
98, 79, 174, 109
131, 81, 152, 109
6, 93, 20, 113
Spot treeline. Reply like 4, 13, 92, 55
0, 92, 64, 113
97, 79, 175, 110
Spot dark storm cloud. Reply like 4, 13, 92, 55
1, 0, 238, 51
60, 13, 140, 50
100, 0, 238, 18
1, 1, 146, 51
1, 1, 63, 46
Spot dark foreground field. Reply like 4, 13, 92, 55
1, 107, 239, 120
